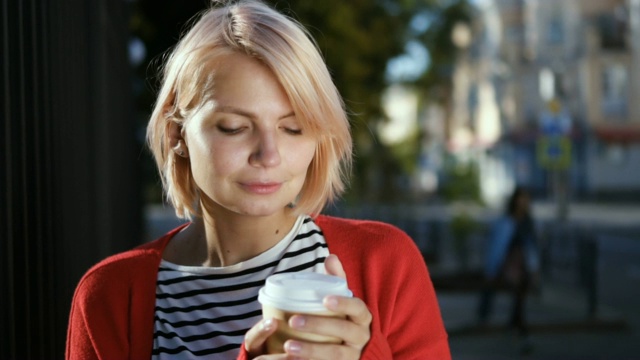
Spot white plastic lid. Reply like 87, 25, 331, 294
258, 272, 352, 313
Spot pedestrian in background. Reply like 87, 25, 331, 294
65, 1, 450, 359
477, 186, 540, 353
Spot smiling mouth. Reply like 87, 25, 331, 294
240, 182, 282, 195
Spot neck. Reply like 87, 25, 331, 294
166, 209, 298, 267
203, 210, 298, 266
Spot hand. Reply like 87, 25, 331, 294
244, 318, 279, 359
277, 254, 372, 360
245, 255, 372, 359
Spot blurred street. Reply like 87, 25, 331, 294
440, 285, 639, 360
146, 200, 640, 359
430, 202, 640, 360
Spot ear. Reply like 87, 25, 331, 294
167, 120, 189, 158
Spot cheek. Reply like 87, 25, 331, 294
291, 141, 317, 171
204, 145, 244, 177
186, 131, 222, 175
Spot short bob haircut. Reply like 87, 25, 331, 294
147, 0, 352, 220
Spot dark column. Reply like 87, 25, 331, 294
1, 0, 142, 357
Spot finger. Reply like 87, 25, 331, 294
284, 339, 360, 360
244, 318, 278, 356
324, 254, 346, 279
289, 299, 371, 347
289, 313, 370, 348
324, 295, 372, 328
252, 355, 289, 360
252, 355, 288, 360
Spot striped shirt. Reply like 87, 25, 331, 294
151, 216, 329, 359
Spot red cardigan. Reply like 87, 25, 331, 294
66, 215, 450, 359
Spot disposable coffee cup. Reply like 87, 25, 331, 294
258, 272, 353, 354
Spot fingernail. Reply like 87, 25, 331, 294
285, 340, 302, 354
324, 295, 339, 310
262, 318, 274, 331
289, 315, 306, 328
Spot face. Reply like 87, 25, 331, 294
181, 53, 317, 220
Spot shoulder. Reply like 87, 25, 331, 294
72, 228, 179, 303
84, 241, 163, 279
73, 240, 162, 299
315, 215, 410, 238
315, 215, 413, 244
314, 215, 419, 261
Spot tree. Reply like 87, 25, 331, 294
415, 0, 474, 103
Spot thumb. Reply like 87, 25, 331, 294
324, 254, 347, 280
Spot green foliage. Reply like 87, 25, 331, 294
450, 209, 480, 269
284, 1, 406, 120
389, 129, 421, 174
450, 210, 479, 240
414, 0, 474, 98
441, 157, 482, 204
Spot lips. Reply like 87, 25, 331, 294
240, 181, 282, 195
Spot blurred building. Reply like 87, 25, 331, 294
451, 0, 640, 202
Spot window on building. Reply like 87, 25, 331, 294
546, 17, 564, 44
539, 68, 555, 101
601, 63, 629, 119
598, 5, 628, 50
539, 68, 566, 101
546, 2, 565, 45
598, 143, 628, 166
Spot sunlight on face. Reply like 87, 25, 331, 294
183, 53, 317, 220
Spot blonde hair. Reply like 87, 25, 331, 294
146, 0, 352, 219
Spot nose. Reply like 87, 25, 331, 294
249, 131, 281, 168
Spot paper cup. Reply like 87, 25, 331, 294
258, 272, 352, 354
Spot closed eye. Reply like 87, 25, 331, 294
284, 127, 303, 135
217, 125, 245, 134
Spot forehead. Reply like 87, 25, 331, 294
212, 53, 283, 94
204, 53, 292, 113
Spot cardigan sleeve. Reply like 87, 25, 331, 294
236, 345, 250, 360
66, 294, 100, 360
66, 247, 162, 360
319, 217, 451, 359
383, 233, 450, 359
66, 263, 132, 360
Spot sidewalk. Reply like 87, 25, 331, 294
437, 281, 640, 359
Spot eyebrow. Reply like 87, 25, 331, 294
215, 105, 295, 120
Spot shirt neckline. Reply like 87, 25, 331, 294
159, 215, 307, 274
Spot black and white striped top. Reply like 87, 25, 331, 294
151, 216, 329, 359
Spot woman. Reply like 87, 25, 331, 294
66, 1, 449, 359
478, 186, 539, 350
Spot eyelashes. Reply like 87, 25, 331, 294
216, 125, 244, 134
284, 128, 303, 135
216, 125, 303, 135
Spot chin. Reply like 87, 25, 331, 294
232, 203, 291, 218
